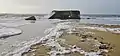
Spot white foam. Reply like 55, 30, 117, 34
79, 26, 107, 31
4, 21, 72, 56
79, 26, 120, 34
85, 52, 100, 56
0, 28, 22, 38
106, 28, 120, 33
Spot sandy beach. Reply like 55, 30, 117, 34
1, 0, 120, 55
20, 21, 120, 56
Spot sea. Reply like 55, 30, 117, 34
80, 14, 120, 25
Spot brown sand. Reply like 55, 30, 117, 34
87, 29, 120, 56
60, 34, 98, 52
59, 29, 120, 56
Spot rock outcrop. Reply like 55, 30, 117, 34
25, 16, 36, 20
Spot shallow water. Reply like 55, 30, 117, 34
0, 19, 53, 56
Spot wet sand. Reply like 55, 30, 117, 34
61, 29, 120, 56
23, 24, 120, 56
88, 29, 120, 56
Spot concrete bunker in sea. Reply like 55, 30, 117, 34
49, 9, 80, 19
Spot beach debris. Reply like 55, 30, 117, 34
25, 16, 36, 20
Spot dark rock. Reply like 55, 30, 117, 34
25, 16, 36, 20
99, 45, 109, 49
100, 42, 110, 45
100, 42, 104, 44
56, 53, 61, 55
87, 18, 90, 19
94, 38, 97, 40
81, 39, 85, 42
73, 46, 77, 49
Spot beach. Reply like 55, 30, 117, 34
0, 15, 120, 56
21, 21, 120, 56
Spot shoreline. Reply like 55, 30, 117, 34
81, 23, 120, 28
4, 21, 120, 56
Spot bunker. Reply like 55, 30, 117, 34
49, 10, 80, 19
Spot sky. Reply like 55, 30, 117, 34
0, 0, 120, 14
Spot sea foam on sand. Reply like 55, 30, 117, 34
79, 26, 120, 34
3, 21, 72, 56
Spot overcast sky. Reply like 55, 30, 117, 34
0, 0, 120, 14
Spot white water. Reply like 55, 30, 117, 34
80, 16, 120, 25
4, 20, 83, 56
0, 16, 53, 56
